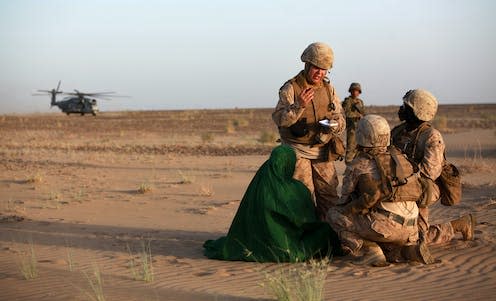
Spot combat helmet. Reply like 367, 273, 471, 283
402, 89, 438, 122
356, 114, 390, 148
301, 42, 334, 70
348, 82, 362, 93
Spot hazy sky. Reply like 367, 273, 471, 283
0, 0, 495, 113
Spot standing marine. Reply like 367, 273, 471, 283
272, 42, 345, 220
391, 89, 475, 245
342, 83, 366, 163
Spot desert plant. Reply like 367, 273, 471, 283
17, 239, 38, 280
198, 184, 214, 197
225, 121, 236, 134
200, 132, 215, 143
83, 264, 105, 301
178, 170, 194, 184
66, 246, 75, 272
26, 172, 43, 184
138, 182, 153, 194
127, 241, 154, 282
262, 258, 330, 301
433, 115, 448, 130
258, 131, 277, 144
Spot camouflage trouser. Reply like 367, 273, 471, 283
328, 207, 418, 255
293, 156, 339, 221
418, 182, 455, 245
419, 208, 455, 245
345, 118, 359, 163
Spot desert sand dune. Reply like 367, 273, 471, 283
0, 106, 495, 300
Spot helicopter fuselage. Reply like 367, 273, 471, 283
54, 97, 99, 115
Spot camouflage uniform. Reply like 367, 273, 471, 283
328, 115, 419, 257
342, 84, 365, 163
391, 122, 455, 245
272, 42, 345, 220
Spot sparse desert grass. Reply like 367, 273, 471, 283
459, 143, 492, 174
433, 115, 448, 131
83, 264, 106, 301
232, 118, 249, 128
16, 239, 38, 280
74, 188, 86, 203
258, 130, 277, 144
137, 182, 153, 194
200, 132, 215, 143
127, 241, 154, 282
225, 121, 236, 134
261, 258, 330, 301
198, 184, 215, 197
25, 172, 43, 184
3, 198, 26, 214
66, 245, 75, 272
178, 170, 195, 184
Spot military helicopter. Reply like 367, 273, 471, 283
33, 81, 122, 116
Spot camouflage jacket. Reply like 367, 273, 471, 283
272, 71, 345, 159
339, 147, 419, 219
342, 96, 365, 119
391, 122, 445, 181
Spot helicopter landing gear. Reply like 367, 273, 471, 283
81, 113, 85, 116
92, 112, 97, 116
66, 112, 70, 116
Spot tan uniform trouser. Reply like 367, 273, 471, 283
293, 156, 339, 221
328, 207, 418, 255
418, 181, 455, 245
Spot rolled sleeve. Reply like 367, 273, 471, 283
419, 130, 445, 180
272, 82, 305, 128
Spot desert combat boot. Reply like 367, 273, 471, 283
450, 214, 476, 240
353, 240, 388, 267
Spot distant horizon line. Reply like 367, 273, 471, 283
2, 102, 495, 116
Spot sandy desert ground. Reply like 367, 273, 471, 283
0, 104, 495, 300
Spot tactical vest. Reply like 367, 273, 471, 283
356, 146, 422, 206
391, 122, 433, 165
391, 122, 462, 206
278, 71, 337, 145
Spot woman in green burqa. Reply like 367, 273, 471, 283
203, 145, 340, 262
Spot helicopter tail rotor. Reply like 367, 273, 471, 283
33, 80, 63, 107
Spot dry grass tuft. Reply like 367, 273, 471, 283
198, 184, 215, 197
258, 131, 278, 144
83, 264, 106, 301
25, 172, 43, 184
127, 241, 154, 282
200, 132, 215, 143
16, 239, 38, 280
261, 258, 330, 301
137, 182, 153, 194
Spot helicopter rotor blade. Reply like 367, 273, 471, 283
56, 80, 61, 92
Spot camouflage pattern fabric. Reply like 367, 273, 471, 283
328, 207, 418, 255
327, 151, 419, 254
293, 156, 339, 221
342, 96, 365, 163
402, 89, 438, 122
300, 42, 334, 70
391, 122, 455, 245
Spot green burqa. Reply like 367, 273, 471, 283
203, 145, 340, 262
